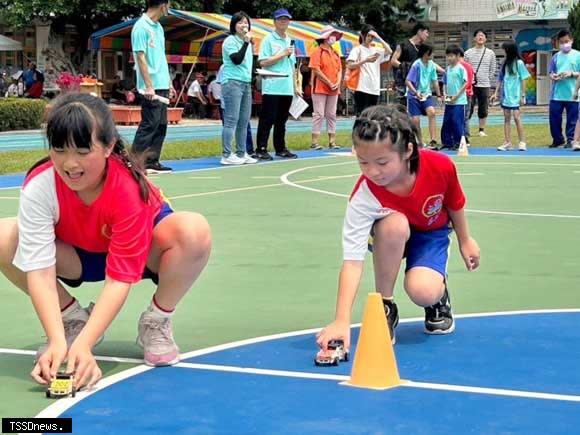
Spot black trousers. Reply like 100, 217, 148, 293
132, 89, 169, 165
469, 86, 490, 120
256, 94, 293, 153
354, 91, 379, 116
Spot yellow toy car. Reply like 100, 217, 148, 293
46, 372, 76, 398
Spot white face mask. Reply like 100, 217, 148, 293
327, 36, 337, 45
561, 42, 573, 53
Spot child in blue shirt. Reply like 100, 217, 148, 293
405, 44, 442, 148
492, 41, 531, 151
441, 45, 467, 150
548, 29, 580, 148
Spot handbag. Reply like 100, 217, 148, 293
472, 47, 487, 87
345, 47, 362, 91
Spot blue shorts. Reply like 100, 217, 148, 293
408, 96, 434, 117
58, 203, 174, 288
369, 224, 452, 277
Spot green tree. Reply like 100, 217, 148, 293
0, 0, 223, 68
568, 1, 580, 49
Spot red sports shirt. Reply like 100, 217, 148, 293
342, 150, 466, 260
13, 156, 164, 283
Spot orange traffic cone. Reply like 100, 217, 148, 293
343, 293, 405, 390
457, 136, 469, 157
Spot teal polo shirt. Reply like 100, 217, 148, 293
222, 34, 253, 84
131, 14, 170, 91
258, 31, 296, 96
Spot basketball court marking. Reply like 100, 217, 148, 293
279, 163, 580, 219
29, 308, 580, 426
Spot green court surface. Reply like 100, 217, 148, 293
1, 153, 579, 419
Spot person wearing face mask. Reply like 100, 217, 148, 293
308, 26, 344, 150
548, 29, 580, 148
131, 0, 175, 174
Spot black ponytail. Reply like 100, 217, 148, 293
352, 104, 420, 174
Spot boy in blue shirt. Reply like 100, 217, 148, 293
548, 29, 580, 148
441, 45, 467, 150
405, 44, 442, 148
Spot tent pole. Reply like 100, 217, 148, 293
174, 27, 210, 108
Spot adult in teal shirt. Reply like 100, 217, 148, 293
131, 0, 174, 173
255, 8, 301, 160
548, 29, 580, 148
220, 11, 257, 165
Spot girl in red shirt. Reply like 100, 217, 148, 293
0, 93, 211, 389
317, 105, 480, 350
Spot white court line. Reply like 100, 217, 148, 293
0, 196, 17, 199
188, 176, 222, 179
0, 348, 143, 364
458, 173, 484, 176
513, 171, 546, 175
26, 308, 580, 424
279, 163, 580, 219
168, 173, 358, 200
173, 362, 580, 403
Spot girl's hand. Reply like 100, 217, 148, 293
459, 237, 481, 271
31, 340, 67, 385
66, 342, 102, 390
316, 320, 351, 351
490, 93, 497, 103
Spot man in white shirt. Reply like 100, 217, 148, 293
187, 72, 207, 118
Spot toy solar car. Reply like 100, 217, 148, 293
444, 95, 453, 103
46, 372, 76, 398
314, 339, 349, 366
417, 93, 428, 102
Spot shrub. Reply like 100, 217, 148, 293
0, 98, 47, 132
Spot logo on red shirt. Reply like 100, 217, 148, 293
422, 194, 444, 226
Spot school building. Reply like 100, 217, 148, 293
418, 0, 579, 104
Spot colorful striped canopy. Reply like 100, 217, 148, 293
89, 10, 360, 62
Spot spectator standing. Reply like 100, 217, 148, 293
548, 29, 580, 148
346, 25, 392, 116
391, 23, 430, 107
187, 73, 208, 118
131, 0, 174, 174
464, 29, 496, 137
309, 25, 343, 150
458, 49, 474, 144
220, 12, 258, 165
255, 8, 301, 160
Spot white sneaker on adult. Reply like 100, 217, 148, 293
478, 131, 488, 137
518, 142, 527, 151
243, 153, 258, 164
572, 141, 580, 151
497, 142, 512, 151
220, 154, 245, 165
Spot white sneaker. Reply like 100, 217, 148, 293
137, 309, 180, 367
497, 142, 512, 151
518, 142, 527, 151
243, 153, 258, 164
220, 154, 245, 165
572, 141, 580, 151
478, 131, 488, 137
36, 301, 103, 361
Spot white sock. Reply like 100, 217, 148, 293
149, 300, 173, 319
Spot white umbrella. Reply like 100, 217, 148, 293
0, 34, 23, 51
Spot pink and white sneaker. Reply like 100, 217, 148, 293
137, 309, 180, 367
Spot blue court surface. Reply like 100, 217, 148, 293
37, 311, 580, 434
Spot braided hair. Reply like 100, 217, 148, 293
352, 104, 421, 174
29, 92, 152, 202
